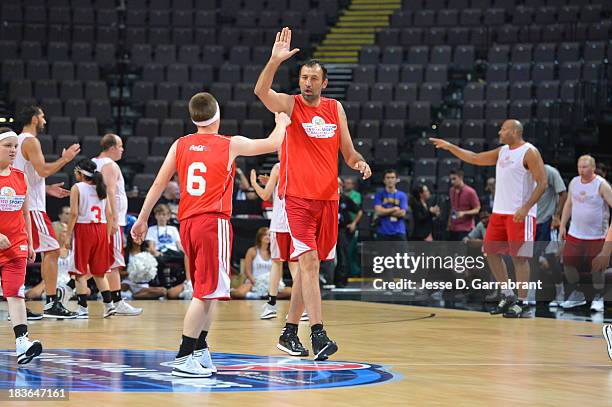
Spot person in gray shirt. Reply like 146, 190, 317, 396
536, 164, 567, 242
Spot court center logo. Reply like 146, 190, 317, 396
0, 349, 399, 393
302, 116, 337, 139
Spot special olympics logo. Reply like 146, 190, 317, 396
0, 186, 15, 198
0, 349, 399, 393
302, 116, 337, 139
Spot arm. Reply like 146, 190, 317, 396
101, 162, 119, 228
253, 27, 297, 114
599, 180, 612, 208
338, 102, 372, 179
559, 182, 573, 240
21, 180, 35, 262
430, 138, 501, 166
392, 193, 408, 218
228, 112, 290, 162
459, 190, 481, 218
250, 164, 279, 202
131, 142, 177, 243
243, 247, 257, 285
65, 185, 80, 250
104, 198, 113, 238
373, 192, 397, 216
235, 168, 250, 192
513, 148, 548, 222
22, 137, 80, 178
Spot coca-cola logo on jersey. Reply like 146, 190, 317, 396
302, 116, 337, 139
498, 155, 514, 168
189, 145, 209, 152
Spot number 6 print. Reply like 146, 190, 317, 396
187, 162, 207, 196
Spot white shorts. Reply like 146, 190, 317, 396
110, 227, 126, 269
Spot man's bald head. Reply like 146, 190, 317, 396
498, 119, 524, 145
100, 133, 124, 161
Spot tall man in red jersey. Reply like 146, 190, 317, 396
255, 27, 372, 360
430, 120, 548, 318
132, 92, 290, 378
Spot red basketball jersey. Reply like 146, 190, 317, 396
176, 133, 235, 220
279, 95, 340, 201
0, 167, 29, 263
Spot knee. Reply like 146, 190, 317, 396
45, 250, 60, 260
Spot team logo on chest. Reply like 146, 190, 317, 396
498, 154, 514, 168
189, 145, 209, 152
0, 186, 25, 211
302, 116, 337, 139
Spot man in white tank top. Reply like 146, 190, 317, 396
14, 105, 80, 319
251, 160, 310, 357
91, 134, 142, 316
430, 120, 548, 318
558, 155, 612, 312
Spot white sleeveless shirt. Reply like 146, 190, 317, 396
251, 248, 272, 280
76, 182, 107, 224
92, 156, 128, 226
568, 175, 610, 240
14, 132, 46, 211
493, 142, 538, 217
269, 164, 289, 233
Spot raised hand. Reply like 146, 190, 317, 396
429, 137, 453, 151
275, 112, 292, 127
270, 27, 300, 64
61, 143, 81, 162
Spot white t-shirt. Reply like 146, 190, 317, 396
493, 142, 538, 217
568, 175, 610, 240
146, 225, 181, 252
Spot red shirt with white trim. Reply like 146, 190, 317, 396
0, 167, 28, 263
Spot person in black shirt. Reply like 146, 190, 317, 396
333, 178, 363, 287
409, 184, 440, 241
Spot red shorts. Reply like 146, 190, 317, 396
31, 211, 60, 253
72, 223, 111, 276
562, 234, 605, 269
270, 231, 294, 262
180, 214, 233, 300
285, 195, 338, 261
483, 213, 536, 258
109, 226, 126, 269
0, 257, 27, 298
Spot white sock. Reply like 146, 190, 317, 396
555, 283, 564, 296
502, 289, 515, 298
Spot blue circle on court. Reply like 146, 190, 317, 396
0, 349, 399, 392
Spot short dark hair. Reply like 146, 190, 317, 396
300, 59, 327, 80
189, 92, 218, 123
16, 105, 41, 127
449, 169, 464, 179
383, 169, 397, 177
100, 133, 119, 151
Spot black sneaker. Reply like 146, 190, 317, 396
503, 303, 533, 318
7, 308, 43, 321
490, 296, 516, 315
311, 329, 338, 361
43, 301, 77, 319
277, 328, 309, 357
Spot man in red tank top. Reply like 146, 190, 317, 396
131, 92, 290, 378
255, 27, 372, 361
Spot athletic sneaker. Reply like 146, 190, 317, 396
75, 305, 89, 319
490, 296, 516, 315
300, 311, 309, 322
603, 325, 612, 361
560, 290, 586, 309
503, 303, 533, 318
260, 303, 277, 319
114, 300, 143, 316
590, 294, 604, 312
311, 329, 338, 361
43, 301, 77, 319
171, 354, 213, 378
526, 288, 537, 306
103, 303, 116, 318
548, 292, 565, 308
277, 327, 309, 357
16, 335, 43, 365
56, 284, 74, 309
194, 348, 217, 373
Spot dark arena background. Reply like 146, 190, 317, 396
0, 0, 611, 406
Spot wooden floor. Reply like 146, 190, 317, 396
1, 300, 610, 407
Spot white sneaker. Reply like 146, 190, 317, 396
75, 305, 89, 319
178, 281, 193, 300
260, 303, 277, 319
603, 325, 612, 361
115, 300, 143, 316
560, 290, 586, 309
590, 294, 604, 312
194, 348, 217, 373
300, 311, 309, 321
103, 303, 116, 318
171, 354, 213, 378
56, 284, 74, 308
16, 335, 43, 365
548, 290, 565, 307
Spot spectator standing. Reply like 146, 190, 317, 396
374, 170, 408, 241
448, 169, 481, 241
409, 184, 440, 241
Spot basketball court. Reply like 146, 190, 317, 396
1, 300, 610, 406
